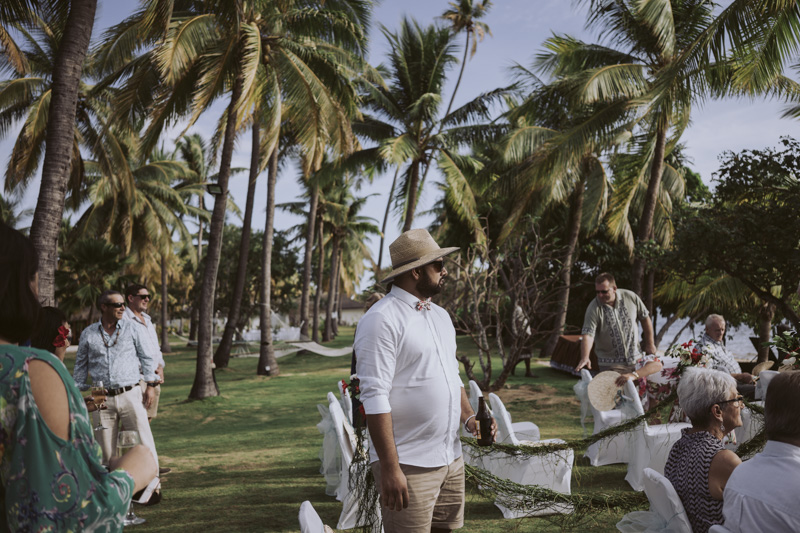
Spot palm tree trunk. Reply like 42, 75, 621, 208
323, 235, 340, 342
332, 271, 341, 337
632, 126, 668, 296
377, 166, 400, 273
442, 31, 470, 121
313, 220, 324, 343
189, 196, 205, 343
299, 183, 319, 338
541, 175, 585, 358
28, 0, 97, 305
402, 161, 421, 232
190, 75, 244, 399
214, 123, 260, 369
757, 301, 776, 363
160, 253, 172, 353
257, 147, 279, 376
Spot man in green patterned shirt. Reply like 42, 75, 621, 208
575, 273, 659, 381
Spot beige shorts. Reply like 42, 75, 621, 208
372, 456, 465, 533
139, 380, 161, 418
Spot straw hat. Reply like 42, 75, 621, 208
381, 229, 459, 284
751, 360, 774, 376
587, 371, 626, 412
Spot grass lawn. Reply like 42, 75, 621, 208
64, 327, 637, 532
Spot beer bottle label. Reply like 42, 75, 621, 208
475, 423, 481, 439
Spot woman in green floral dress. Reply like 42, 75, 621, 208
0, 223, 157, 532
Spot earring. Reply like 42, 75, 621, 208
720, 423, 726, 435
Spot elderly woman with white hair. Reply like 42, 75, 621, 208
664, 368, 743, 533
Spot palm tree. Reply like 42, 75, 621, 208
25, 0, 98, 305
320, 181, 379, 341
537, 0, 721, 298
439, 0, 492, 126
214, 122, 261, 369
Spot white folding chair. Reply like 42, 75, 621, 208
577, 369, 630, 466
316, 402, 341, 497
465, 393, 573, 518
616, 467, 692, 532
299, 500, 333, 533
755, 370, 779, 401
472, 385, 540, 443
623, 380, 690, 492
327, 393, 360, 529
708, 525, 733, 533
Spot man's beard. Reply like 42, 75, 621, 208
417, 268, 443, 298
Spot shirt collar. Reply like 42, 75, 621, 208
390, 285, 425, 309
764, 440, 800, 460
123, 307, 150, 324
97, 319, 122, 331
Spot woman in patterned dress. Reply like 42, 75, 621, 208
664, 368, 743, 533
0, 222, 157, 532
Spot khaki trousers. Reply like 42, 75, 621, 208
93, 385, 159, 469
372, 456, 465, 533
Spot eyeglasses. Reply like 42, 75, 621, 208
136, 294, 151, 300
103, 302, 125, 309
596, 289, 611, 295
717, 395, 744, 407
430, 260, 445, 272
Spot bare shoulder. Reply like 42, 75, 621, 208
712, 448, 742, 470
28, 359, 69, 440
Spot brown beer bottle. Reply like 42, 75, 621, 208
476, 397, 493, 446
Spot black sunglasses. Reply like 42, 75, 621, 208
103, 302, 125, 308
136, 294, 151, 300
430, 260, 445, 272
596, 289, 611, 295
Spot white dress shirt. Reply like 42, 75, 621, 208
123, 307, 165, 369
355, 285, 463, 468
722, 440, 800, 532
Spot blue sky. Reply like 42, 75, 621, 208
2, 0, 798, 288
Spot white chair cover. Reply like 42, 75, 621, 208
732, 400, 764, 450
577, 369, 630, 466
468, 381, 540, 441
328, 393, 380, 530
708, 525, 733, 533
622, 380, 690, 492
338, 380, 354, 426
616, 468, 692, 532
755, 370, 779, 400
316, 403, 341, 497
299, 500, 328, 533
465, 393, 573, 517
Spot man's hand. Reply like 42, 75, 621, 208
644, 344, 657, 356
380, 463, 409, 511
466, 416, 499, 441
155, 365, 164, 384
575, 357, 591, 372
144, 386, 155, 408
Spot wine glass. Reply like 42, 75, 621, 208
118, 430, 146, 526
92, 381, 107, 431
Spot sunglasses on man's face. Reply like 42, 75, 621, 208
596, 289, 611, 295
104, 302, 125, 309
136, 294, 151, 301
430, 260, 445, 272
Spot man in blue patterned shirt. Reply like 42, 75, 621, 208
74, 290, 160, 470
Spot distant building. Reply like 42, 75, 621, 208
339, 297, 365, 326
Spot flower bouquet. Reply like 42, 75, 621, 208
664, 339, 712, 378
341, 374, 366, 428
767, 329, 800, 371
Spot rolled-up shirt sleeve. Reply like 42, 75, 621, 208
355, 310, 398, 415
582, 303, 599, 336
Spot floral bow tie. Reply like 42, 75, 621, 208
416, 298, 432, 311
